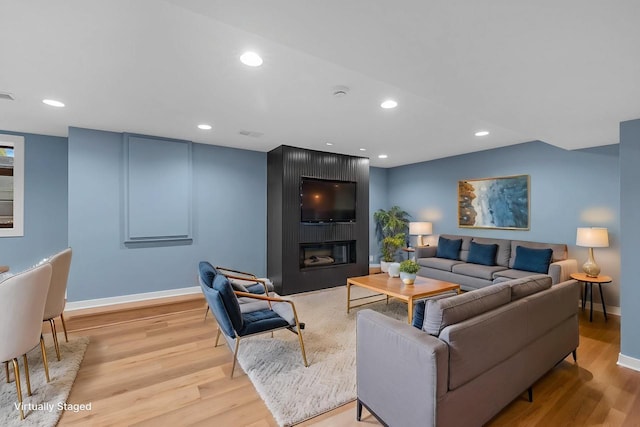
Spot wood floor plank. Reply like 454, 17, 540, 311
57, 295, 640, 426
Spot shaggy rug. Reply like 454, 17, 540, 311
235, 285, 407, 426
0, 336, 89, 427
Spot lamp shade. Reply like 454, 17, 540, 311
576, 227, 609, 248
409, 222, 433, 236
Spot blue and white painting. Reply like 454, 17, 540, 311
458, 175, 529, 229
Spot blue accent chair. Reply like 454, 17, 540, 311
198, 262, 308, 378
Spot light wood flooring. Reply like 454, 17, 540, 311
57, 294, 640, 426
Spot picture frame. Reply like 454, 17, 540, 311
458, 174, 530, 230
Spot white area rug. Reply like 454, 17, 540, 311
0, 336, 89, 427
235, 285, 407, 426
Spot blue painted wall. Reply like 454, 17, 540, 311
368, 166, 388, 261
620, 119, 640, 360
385, 140, 621, 306
67, 127, 267, 301
0, 131, 68, 271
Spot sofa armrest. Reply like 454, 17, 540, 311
548, 259, 578, 284
415, 246, 437, 259
357, 309, 448, 426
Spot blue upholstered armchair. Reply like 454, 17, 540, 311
198, 262, 308, 378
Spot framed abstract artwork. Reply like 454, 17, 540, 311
458, 175, 530, 230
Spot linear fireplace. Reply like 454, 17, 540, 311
300, 241, 356, 270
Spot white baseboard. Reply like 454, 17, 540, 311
617, 353, 640, 372
65, 286, 201, 311
577, 301, 621, 316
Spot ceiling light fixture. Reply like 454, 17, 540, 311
326, 142, 333, 146
380, 99, 398, 109
378, 154, 388, 159
475, 130, 490, 137
359, 148, 366, 151
198, 124, 212, 130
42, 99, 65, 107
240, 51, 263, 67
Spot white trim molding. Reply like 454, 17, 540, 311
65, 286, 201, 311
617, 353, 640, 372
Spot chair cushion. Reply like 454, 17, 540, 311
436, 236, 462, 260
467, 241, 498, 266
512, 246, 553, 274
198, 261, 218, 288
240, 309, 289, 336
506, 274, 552, 301
423, 284, 511, 336
201, 285, 236, 338
212, 274, 243, 332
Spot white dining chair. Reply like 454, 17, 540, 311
0, 263, 53, 420
43, 248, 73, 361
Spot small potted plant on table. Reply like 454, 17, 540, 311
399, 259, 420, 285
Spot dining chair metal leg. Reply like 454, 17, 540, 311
49, 319, 61, 361
11, 358, 24, 420
60, 312, 69, 342
204, 305, 210, 320
22, 354, 32, 396
214, 327, 221, 347
40, 335, 50, 383
230, 338, 241, 378
4, 360, 9, 383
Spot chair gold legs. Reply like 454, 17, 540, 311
11, 358, 23, 420
4, 360, 9, 383
230, 338, 241, 378
49, 318, 61, 361
60, 312, 69, 342
215, 327, 221, 347
22, 354, 32, 396
40, 335, 50, 383
204, 304, 210, 320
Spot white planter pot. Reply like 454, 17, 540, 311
400, 271, 417, 285
388, 262, 401, 278
380, 260, 390, 273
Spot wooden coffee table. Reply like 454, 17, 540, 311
346, 274, 460, 324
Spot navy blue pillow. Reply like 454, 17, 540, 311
436, 237, 462, 260
512, 246, 553, 274
412, 301, 426, 329
467, 242, 498, 266
212, 274, 243, 332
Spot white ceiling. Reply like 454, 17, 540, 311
1, 0, 638, 167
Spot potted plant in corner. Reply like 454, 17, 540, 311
374, 206, 411, 272
399, 259, 420, 285
381, 233, 405, 276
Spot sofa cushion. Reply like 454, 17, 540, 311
436, 236, 463, 260
467, 242, 498, 266
212, 274, 243, 333
505, 274, 552, 301
418, 257, 465, 272
509, 240, 567, 267
512, 246, 553, 274
441, 234, 473, 262
492, 268, 548, 282
423, 284, 512, 335
451, 263, 508, 281
472, 237, 511, 267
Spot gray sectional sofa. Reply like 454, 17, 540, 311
356, 275, 580, 427
415, 234, 578, 291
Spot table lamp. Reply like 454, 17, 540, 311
576, 227, 609, 277
409, 222, 433, 247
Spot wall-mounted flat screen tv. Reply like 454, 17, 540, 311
300, 177, 356, 223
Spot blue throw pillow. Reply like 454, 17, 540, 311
412, 301, 426, 329
436, 237, 462, 260
512, 246, 553, 274
467, 241, 498, 266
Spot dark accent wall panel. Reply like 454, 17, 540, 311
268, 145, 369, 295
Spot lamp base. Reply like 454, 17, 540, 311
582, 248, 600, 277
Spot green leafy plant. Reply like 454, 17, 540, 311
399, 259, 420, 274
374, 206, 411, 261
381, 233, 405, 262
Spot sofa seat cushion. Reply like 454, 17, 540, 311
451, 263, 508, 281
506, 274, 552, 301
418, 257, 465, 272
423, 283, 511, 335
493, 269, 548, 282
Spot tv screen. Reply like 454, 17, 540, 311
300, 178, 356, 223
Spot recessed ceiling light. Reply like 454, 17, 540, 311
326, 142, 333, 146
359, 148, 366, 151
240, 51, 263, 67
42, 99, 65, 107
475, 130, 490, 137
378, 154, 388, 159
380, 99, 398, 109
198, 124, 212, 130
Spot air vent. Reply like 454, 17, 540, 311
0, 92, 15, 101
239, 130, 264, 138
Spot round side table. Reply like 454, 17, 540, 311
570, 272, 612, 322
